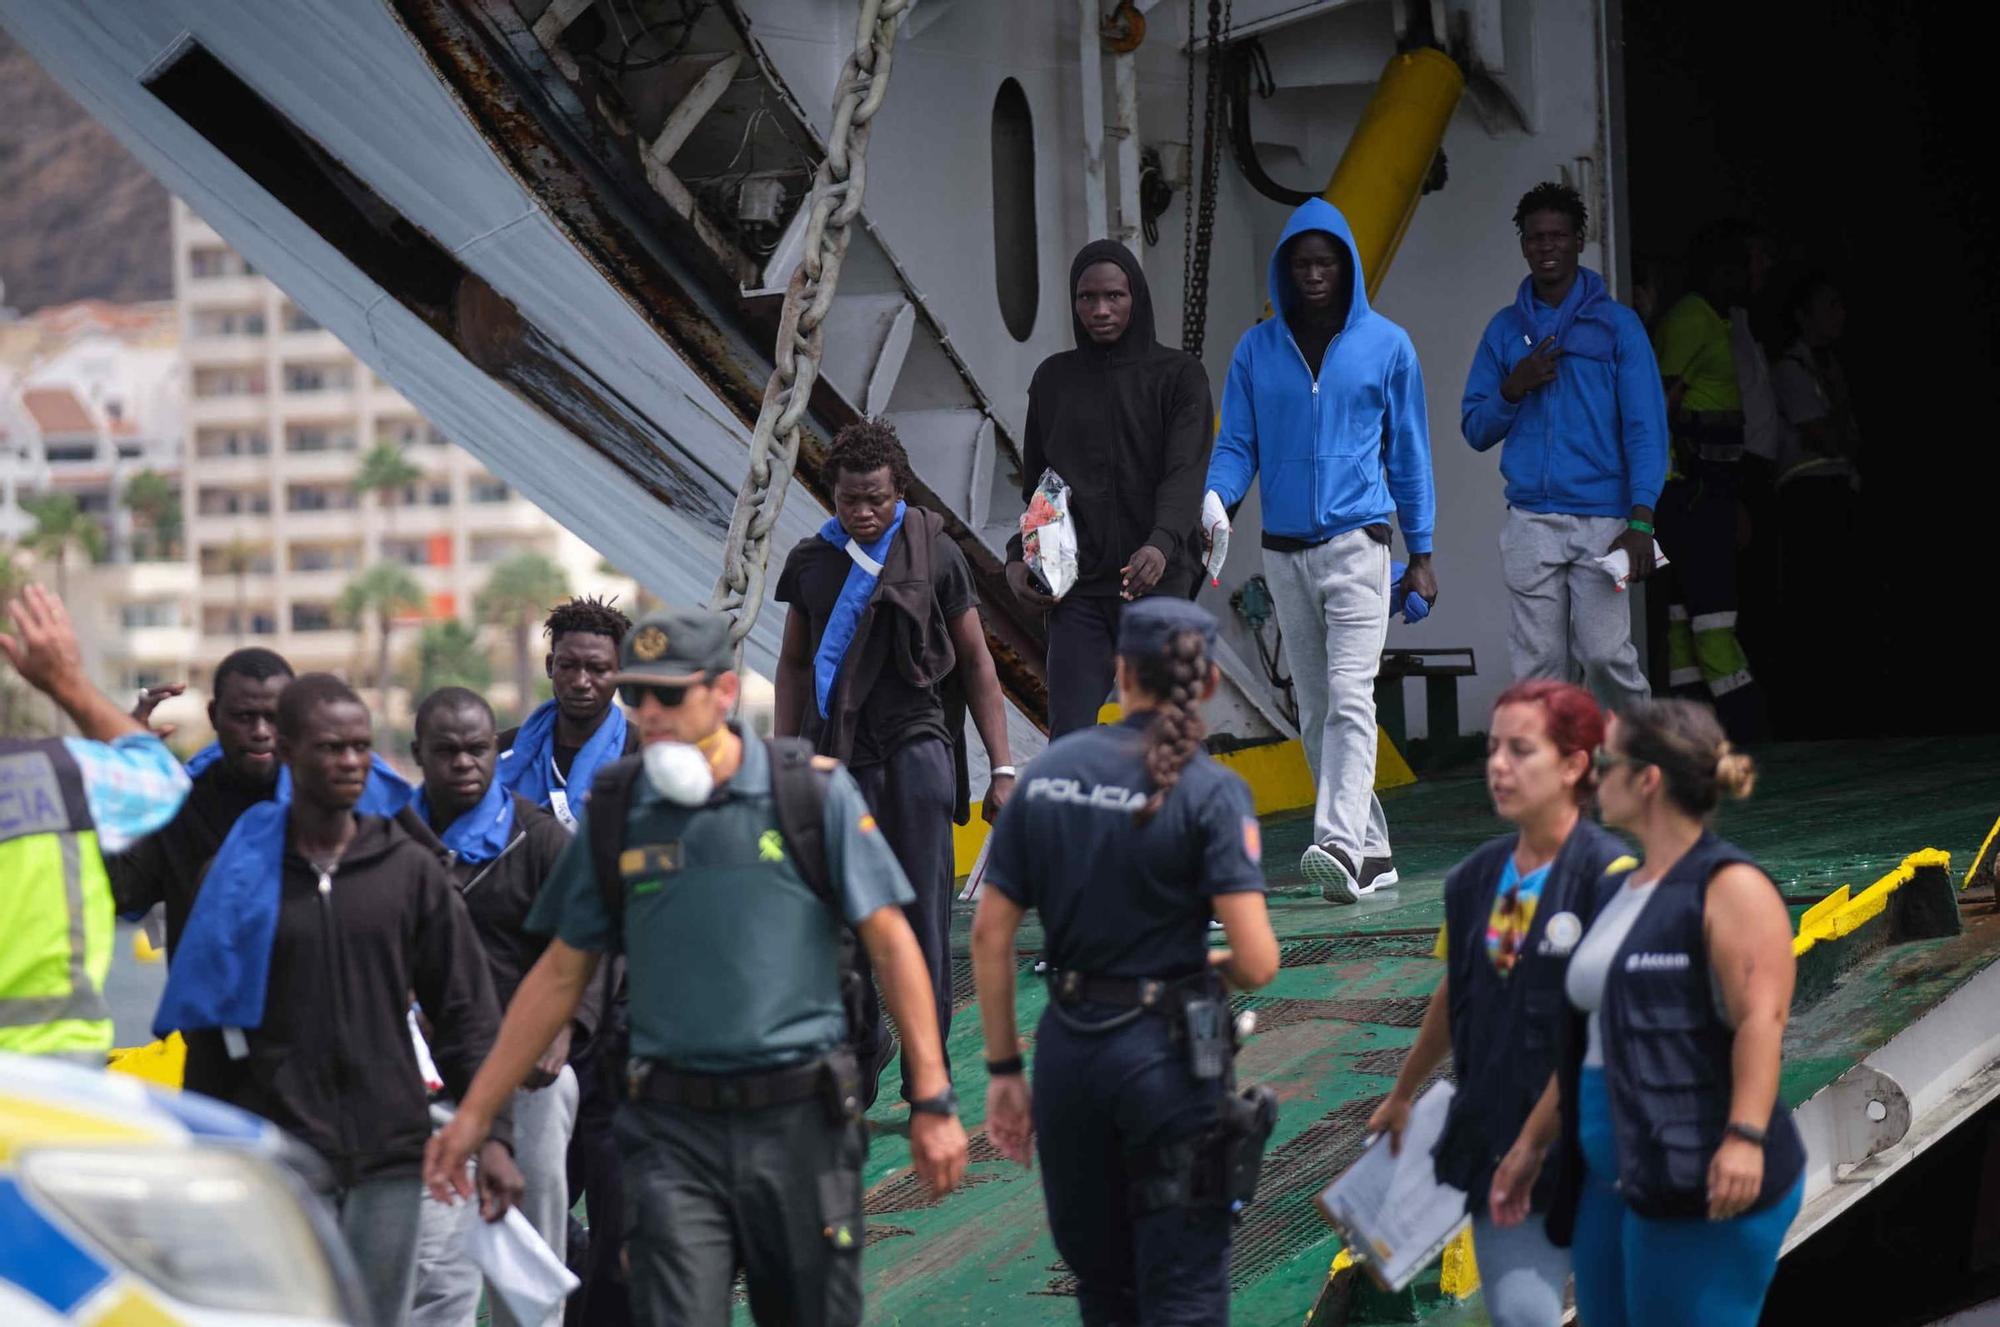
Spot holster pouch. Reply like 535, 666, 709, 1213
1129, 1085, 1281, 1218
1182, 996, 1229, 1081
819, 1047, 864, 1124
1212, 1085, 1279, 1214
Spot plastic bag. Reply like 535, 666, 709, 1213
1020, 468, 1079, 600
1200, 490, 1231, 587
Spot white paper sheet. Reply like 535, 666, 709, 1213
956, 833, 993, 902
460, 1206, 580, 1326
1315, 1080, 1469, 1292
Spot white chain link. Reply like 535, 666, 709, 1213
708, 0, 914, 645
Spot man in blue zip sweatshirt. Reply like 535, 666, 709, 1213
1461, 181, 1668, 711
1203, 198, 1437, 904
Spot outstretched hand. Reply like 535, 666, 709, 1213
0, 584, 84, 697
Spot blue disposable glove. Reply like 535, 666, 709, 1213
1389, 560, 1431, 625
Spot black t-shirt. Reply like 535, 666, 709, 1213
983, 716, 1266, 977
775, 528, 975, 768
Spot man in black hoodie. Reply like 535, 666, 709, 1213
408, 686, 588, 1327
110, 646, 294, 955
185, 674, 521, 1327
1006, 240, 1215, 736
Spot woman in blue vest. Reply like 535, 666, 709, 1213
1368, 679, 1625, 1326
970, 597, 1280, 1325
1497, 698, 1803, 1326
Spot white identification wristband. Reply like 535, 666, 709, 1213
990, 766, 1017, 778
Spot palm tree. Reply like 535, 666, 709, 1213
476, 551, 570, 723
22, 492, 107, 599
410, 618, 494, 700
219, 537, 260, 643
122, 469, 184, 562
352, 442, 423, 535
338, 563, 425, 720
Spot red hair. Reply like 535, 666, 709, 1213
1493, 679, 1606, 804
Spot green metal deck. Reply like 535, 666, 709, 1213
820, 737, 2000, 1326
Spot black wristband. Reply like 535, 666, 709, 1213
1725, 1120, 1766, 1146
984, 1054, 1025, 1077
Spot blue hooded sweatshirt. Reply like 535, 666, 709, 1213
1207, 199, 1435, 553
1460, 266, 1669, 516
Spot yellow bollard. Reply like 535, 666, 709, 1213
106, 1034, 186, 1090
1438, 1224, 1481, 1299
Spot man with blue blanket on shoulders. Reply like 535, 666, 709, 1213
494, 594, 639, 1327
774, 419, 1018, 1109
111, 647, 294, 961
155, 674, 521, 1327
497, 597, 641, 833
408, 685, 593, 1327
1461, 180, 1668, 713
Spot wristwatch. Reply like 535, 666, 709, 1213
1724, 1121, 1766, 1146
908, 1087, 960, 1118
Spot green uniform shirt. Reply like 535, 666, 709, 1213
526, 734, 913, 1072
1652, 293, 1741, 413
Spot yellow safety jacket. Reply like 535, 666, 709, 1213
0, 738, 114, 1058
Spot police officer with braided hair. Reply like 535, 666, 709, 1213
971, 597, 1281, 1324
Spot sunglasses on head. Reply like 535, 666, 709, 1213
618, 676, 708, 709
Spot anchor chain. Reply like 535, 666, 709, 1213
708, 0, 914, 646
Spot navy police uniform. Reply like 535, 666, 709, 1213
983, 599, 1267, 1325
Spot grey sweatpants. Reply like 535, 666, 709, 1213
412, 1067, 579, 1327
336, 1176, 425, 1327
1499, 509, 1650, 711
1264, 529, 1393, 861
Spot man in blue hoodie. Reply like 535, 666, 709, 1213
1203, 199, 1437, 904
1461, 181, 1668, 710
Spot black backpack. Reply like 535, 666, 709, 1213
584, 737, 867, 1042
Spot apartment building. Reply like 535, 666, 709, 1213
0, 299, 197, 698
174, 200, 629, 712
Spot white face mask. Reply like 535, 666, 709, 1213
643, 741, 715, 806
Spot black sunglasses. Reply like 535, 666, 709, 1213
1591, 750, 1647, 775
618, 677, 708, 709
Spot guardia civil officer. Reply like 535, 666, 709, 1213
1493, 699, 1802, 1327
1366, 680, 1626, 1327
972, 597, 1280, 1325
424, 607, 968, 1326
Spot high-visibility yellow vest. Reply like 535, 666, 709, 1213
0, 738, 114, 1058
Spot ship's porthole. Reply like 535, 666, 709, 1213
991, 77, 1039, 343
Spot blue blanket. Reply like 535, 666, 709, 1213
813, 501, 906, 719
413, 778, 516, 865
496, 699, 627, 810
153, 754, 413, 1038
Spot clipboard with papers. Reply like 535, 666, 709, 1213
1315, 1080, 1471, 1292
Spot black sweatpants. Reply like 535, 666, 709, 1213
1046, 594, 1125, 738
849, 736, 957, 1104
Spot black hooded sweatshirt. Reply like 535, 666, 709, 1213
109, 759, 277, 957
1012, 241, 1215, 598
184, 812, 513, 1188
